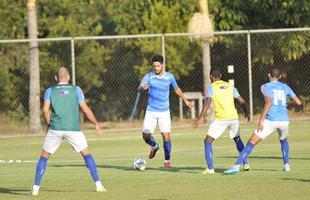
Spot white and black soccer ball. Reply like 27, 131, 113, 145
132, 158, 147, 171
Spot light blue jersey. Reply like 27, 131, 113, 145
261, 81, 296, 121
139, 71, 179, 112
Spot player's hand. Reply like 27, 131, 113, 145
184, 100, 192, 108
244, 113, 250, 122
257, 120, 264, 131
193, 117, 203, 128
142, 84, 150, 90
95, 124, 103, 135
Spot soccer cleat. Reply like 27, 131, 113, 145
202, 168, 215, 174
164, 160, 171, 169
243, 163, 250, 171
224, 166, 240, 175
31, 190, 39, 196
149, 144, 159, 159
283, 163, 290, 172
96, 186, 107, 192
31, 185, 40, 196
95, 181, 107, 192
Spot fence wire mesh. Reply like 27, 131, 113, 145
0, 29, 309, 131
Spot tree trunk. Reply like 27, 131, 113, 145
203, 42, 214, 120
27, 0, 41, 134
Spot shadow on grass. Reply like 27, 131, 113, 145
218, 155, 310, 161
0, 187, 30, 195
50, 164, 207, 173
282, 178, 310, 183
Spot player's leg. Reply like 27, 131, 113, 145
66, 131, 106, 192
158, 111, 171, 169
277, 121, 290, 172
80, 148, 106, 192
142, 111, 159, 159
32, 129, 62, 195
224, 120, 274, 174
202, 135, 215, 174
161, 132, 171, 169
229, 120, 249, 170
203, 120, 226, 174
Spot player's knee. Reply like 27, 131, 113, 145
142, 133, 151, 142
161, 133, 170, 141
204, 136, 214, 144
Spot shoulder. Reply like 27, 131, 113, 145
145, 71, 155, 78
165, 71, 174, 78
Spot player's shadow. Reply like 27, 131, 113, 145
218, 155, 310, 161
50, 164, 207, 173
0, 187, 30, 195
282, 178, 310, 183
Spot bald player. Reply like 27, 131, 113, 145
31, 67, 106, 195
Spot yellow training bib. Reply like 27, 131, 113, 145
211, 80, 238, 120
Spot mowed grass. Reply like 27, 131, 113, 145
0, 120, 309, 200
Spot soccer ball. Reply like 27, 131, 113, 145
132, 158, 147, 171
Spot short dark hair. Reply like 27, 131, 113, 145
210, 68, 222, 78
152, 55, 164, 64
269, 68, 282, 78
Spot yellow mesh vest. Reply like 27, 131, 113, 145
212, 80, 238, 120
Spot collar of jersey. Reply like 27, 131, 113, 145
154, 71, 166, 79
58, 82, 69, 85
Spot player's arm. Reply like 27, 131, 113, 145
258, 96, 272, 131
138, 75, 150, 92
193, 97, 211, 128
79, 102, 102, 134
236, 96, 250, 122
76, 86, 102, 134
174, 87, 192, 108
42, 88, 51, 127
42, 101, 51, 127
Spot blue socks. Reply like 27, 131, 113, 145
236, 143, 254, 165
145, 136, 157, 147
163, 140, 171, 161
233, 136, 248, 164
280, 139, 289, 164
34, 156, 48, 186
84, 154, 100, 182
204, 141, 214, 170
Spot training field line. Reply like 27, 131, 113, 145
0, 127, 308, 148
0, 141, 308, 165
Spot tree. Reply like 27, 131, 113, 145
27, 0, 41, 134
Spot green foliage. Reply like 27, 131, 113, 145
0, 0, 309, 121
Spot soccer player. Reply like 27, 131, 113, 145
193, 68, 250, 174
138, 55, 192, 169
31, 67, 106, 195
224, 68, 302, 175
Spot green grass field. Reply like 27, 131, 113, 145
0, 120, 309, 200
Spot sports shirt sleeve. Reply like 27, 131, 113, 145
233, 87, 240, 98
76, 86, 85, 103
206, 84, 213, 98
261, 84, 271, 97
170, 74, 179, 89
139, 74, 150, 88
43, 88, 52, 102
286, 85, 296, 98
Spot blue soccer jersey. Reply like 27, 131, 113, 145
261, 81, 296, 121
139, 71, 179, 112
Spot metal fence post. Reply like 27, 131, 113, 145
247, 31, 253, 121
71, 38, 76, 85
161, 34, 166, 65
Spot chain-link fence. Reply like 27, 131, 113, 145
0, 28, 309, 130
